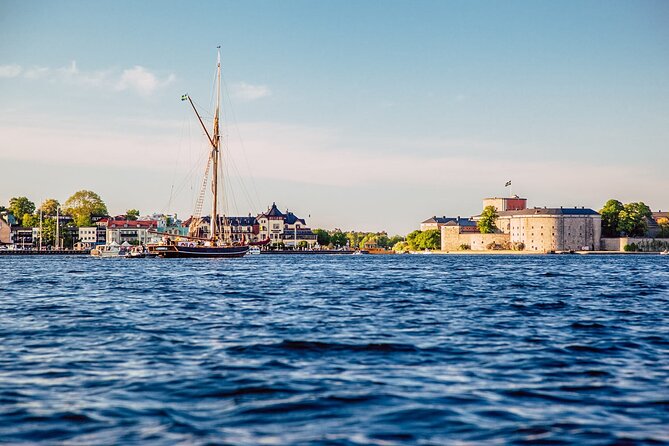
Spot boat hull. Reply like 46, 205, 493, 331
148, 244, 249, 258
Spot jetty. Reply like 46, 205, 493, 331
0, 249, 89, 256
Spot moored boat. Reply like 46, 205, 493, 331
91, 242, 126, 258
147, 47, 249, 259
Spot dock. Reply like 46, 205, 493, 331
0, 249, 89, 256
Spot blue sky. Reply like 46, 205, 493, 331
1, 1, 668, 234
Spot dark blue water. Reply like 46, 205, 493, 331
1, 255, 668, 445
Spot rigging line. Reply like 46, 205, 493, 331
222, 143, 255, 217
165, 110, 192, 214
167, 144, 210, 212
221, 75, 261, 212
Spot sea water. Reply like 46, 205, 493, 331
1, 255, 668, 445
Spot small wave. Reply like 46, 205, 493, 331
571, 321, 606, 329
228, 340, 421, 355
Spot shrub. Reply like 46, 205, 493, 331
458, 244, 470, 250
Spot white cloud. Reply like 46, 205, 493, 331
231, 82, 271, 101
116, 66, 175, 96
0, 64, 22, 78
24, 66, 50, 79
1, 61, 174, 96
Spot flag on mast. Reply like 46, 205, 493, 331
181, 94, 188, 101
505, 180, 511, 187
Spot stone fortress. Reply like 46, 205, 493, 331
438, 196, 602, 253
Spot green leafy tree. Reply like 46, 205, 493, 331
417, 229, 441, 250
392, 241, 410, 252
41, 217, 57, 246
387, 235, 404, 248
330, 231, 348, 248
39, 199, 60, 216
126, 209, 140, 221
63, 190, 108, 227
477, 205, 498, 234
346, 231, 363, 249
406, 230, 422, 250
313, 229, 330, 246
617, 202, 652, 237
8, 197, 35, 226
21, 213, 40, 228
359, 234, 375, 248
600, 199, 624, 237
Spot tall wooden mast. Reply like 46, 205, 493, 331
210, 46, 221, 243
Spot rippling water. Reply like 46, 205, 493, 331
1, 255, 668, 445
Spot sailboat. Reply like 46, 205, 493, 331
149, 48, 249, 259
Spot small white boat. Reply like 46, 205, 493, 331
661, 250, 669, 255
248, 246, 261, 255
91, 242, 127, 258
125, 245, 149, 258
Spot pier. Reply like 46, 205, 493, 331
0, 249, 89, 256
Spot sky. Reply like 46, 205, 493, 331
1, 0, 668, 235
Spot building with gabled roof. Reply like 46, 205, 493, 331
256, 203, 317, 247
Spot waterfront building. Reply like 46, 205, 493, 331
77, 226, 105, 249
223, 215, 259, 244
105, 219, 158, 245
496, 207, 601, 252
257, 203, 317, 248
441, 197, 601, 252
178, 204, 317, 247
11, 227, 34, 249
421, 216, 477, 232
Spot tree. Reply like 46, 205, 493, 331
417, 229, 440, 250
313, 229, 330, 246
387, 235, 404, 248
21, 213, 39, 228
617, 202, 652, 237
126, 209, 140, 221
477, 205, 498, 234
359, 234, 376, 248
63, 190, 108, 227
330, 231, 348, 248
40, 217, 57, 246
39, 198, 60, 216
406, 230, 422, 250
392, 241, 410, 252
8, 197, 35, 226
346, 231, 362, 249
600, 199, 624, 237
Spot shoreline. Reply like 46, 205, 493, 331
418, 250, 663, 255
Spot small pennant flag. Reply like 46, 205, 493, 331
181, 94, 188, 101
505, 180, 512, 187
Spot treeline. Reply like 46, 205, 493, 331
600, 199, 668, 237
312, 229, 404, 250
392, 229, 440, 252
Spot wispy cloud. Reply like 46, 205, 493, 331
116, 66, 176, 96
0, 64, 22, 78
231, 82, 271, 101
1, 61, 175, 96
